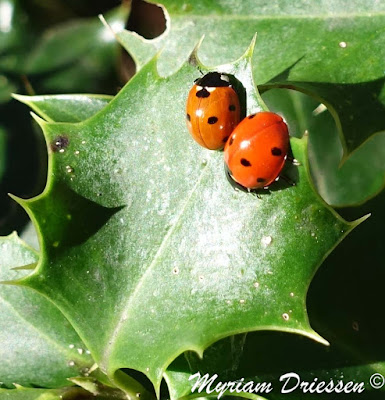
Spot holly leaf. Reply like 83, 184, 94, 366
0, 233, 94, 388
116, 0, 385, 156
24, 6, 128, 75
13, 42, 363, 394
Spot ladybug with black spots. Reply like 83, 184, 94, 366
186, 72, 241, 150
224, 111, 291, 190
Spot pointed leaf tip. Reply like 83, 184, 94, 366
244, 32, 258, 60
188, 35, 205, 69
30, 111, 48, 126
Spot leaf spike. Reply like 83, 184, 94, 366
0, 278, 23, 286
188, 35, 206, 70
98, 13, 124, 41
5, 230, 18, 240
11, 93, 30, 104
243, 32, 258, 61
11, 263, 37, 271
68, 377, 99, 395
30, 111, 48, 127
8, 192, 28, 208
304, 328, 329, 346
351, 212, 371, 228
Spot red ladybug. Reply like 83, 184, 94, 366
224, 112, 290, 189
186, 72, 241, 150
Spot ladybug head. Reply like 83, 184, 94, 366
195, 72, 231, 88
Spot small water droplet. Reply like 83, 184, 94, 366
74, 150, 80, 155
86, 270, 90, 274
86, 350, 91, 355
239, 299, 245, 304
77, 348, 83, 355
136, 393, 141, 398
97, 193, 102, 197
290, 292, 294, 297
59, 148, 65, 153
146, 367, 150, 372
261, 235, 272, 247
67, 360, 75, 367
81, 140, 86, 144
226, 300, 231, 305
69, 344, 75, 349
282, 313, 290, 321
339, 41, 347, 48
172, 267, 179, 275
52, 241, 60, 248
311, 232, 316, 237
253, 282, 260, 288
65, 165, 74, 174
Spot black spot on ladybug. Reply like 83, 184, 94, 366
240, 158, 252, 167
222, 135, 229, 143
229, 136, 235, 145
229, 105, 236, 111
186, 113, 191, 121
248, 114, 256, 119
257, 178, 266, 183
51, 135, 69, 152
208, 116, 218, 124
271, 147, 282, 156
196, 88, 210, 98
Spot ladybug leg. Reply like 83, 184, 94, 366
279, 174, 296, 187
286, 155, 301, 166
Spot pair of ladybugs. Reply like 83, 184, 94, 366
186, 72, 292, 191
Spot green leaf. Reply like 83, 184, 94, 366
117, 0, 385, 155
13, 94, 112, 123
24, 6, 128, 75
15, 45, 361, 393
0, 0, 29, 54
309, 108, 385, 207
0, 233, 95, 388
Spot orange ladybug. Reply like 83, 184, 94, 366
186, 72, 241, 150
224, 112, 290, 189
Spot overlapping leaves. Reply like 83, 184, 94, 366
9, 41, 363, 395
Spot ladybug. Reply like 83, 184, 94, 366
224, 112, 290, 190
186, 72, 241, 150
